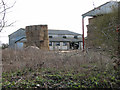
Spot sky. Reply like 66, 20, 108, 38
0, 0, 119, 44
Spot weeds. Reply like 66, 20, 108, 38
1, 48, 120, 88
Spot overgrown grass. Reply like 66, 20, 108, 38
1, 48, 120, 88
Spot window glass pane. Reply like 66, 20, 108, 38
49, 42, 52, 46
74, 36, 78, 39
63, 36, 66, 38
49, 36, 53, 38
56, 42, 60, 46
63, 42, 67, 46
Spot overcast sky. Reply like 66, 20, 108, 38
0, 0, 119, 44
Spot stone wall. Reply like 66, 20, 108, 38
25, 25, 49, 50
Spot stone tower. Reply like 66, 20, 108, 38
25, 25, 49, 50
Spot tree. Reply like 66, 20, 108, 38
1, 43, 8, 49
0, 0, 15, 32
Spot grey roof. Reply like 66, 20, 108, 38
9, 29, 81, 36
9, 28, 25, 37
82, 1, 118, 17
15, 37, 26, 43
15, 37, 82, 43
49, 38, 82, 42
48, 29, 81, 35
10, 28, 82, 43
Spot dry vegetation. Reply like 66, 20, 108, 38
2, 47, 113, 72
1, 47, 120, 88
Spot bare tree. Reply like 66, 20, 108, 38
0, 0, 15, 32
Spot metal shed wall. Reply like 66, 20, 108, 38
9, 28, 26, 49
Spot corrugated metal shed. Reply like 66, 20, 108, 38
9, 29, 81, 37
15, 37, 82, 43
48, 30, 81, 35
81, 1, 119, 50
9, 28, 26, 48
9, 29, 82, 48
49, 38, 82, 42
82, 1, 118, 17
13, 30, 82, 43
15, 37, 26, 43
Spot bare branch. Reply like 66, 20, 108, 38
0, 1, 16, 14
0, 0, 6, 32
0, 0, 15, 32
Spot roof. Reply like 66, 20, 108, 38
48, 29, 81, 35
82, 1, 118, 17
49, 38, 82, 42
15, 37, 82, 43
15, 37, 26, 43
9, 28, 82, 43
9, 28, 81, 36
9, 28, 25, 37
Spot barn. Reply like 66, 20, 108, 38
9, 25, 83, 50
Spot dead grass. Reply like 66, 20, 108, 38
2, 47, 114, 73
2, 48, 120, 88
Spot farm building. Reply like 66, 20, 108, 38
82, 1, 120, 54
9, 25, 83, 50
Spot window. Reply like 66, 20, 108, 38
63, 36, 67, 38
56, 42, 60, 46
49, 42, 52, 46
63, 42, 67, 46
35, 26, 37, 30
74, 36, 78, 39
49, 36, 53, 38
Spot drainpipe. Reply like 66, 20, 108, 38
82, 17, 84, 51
